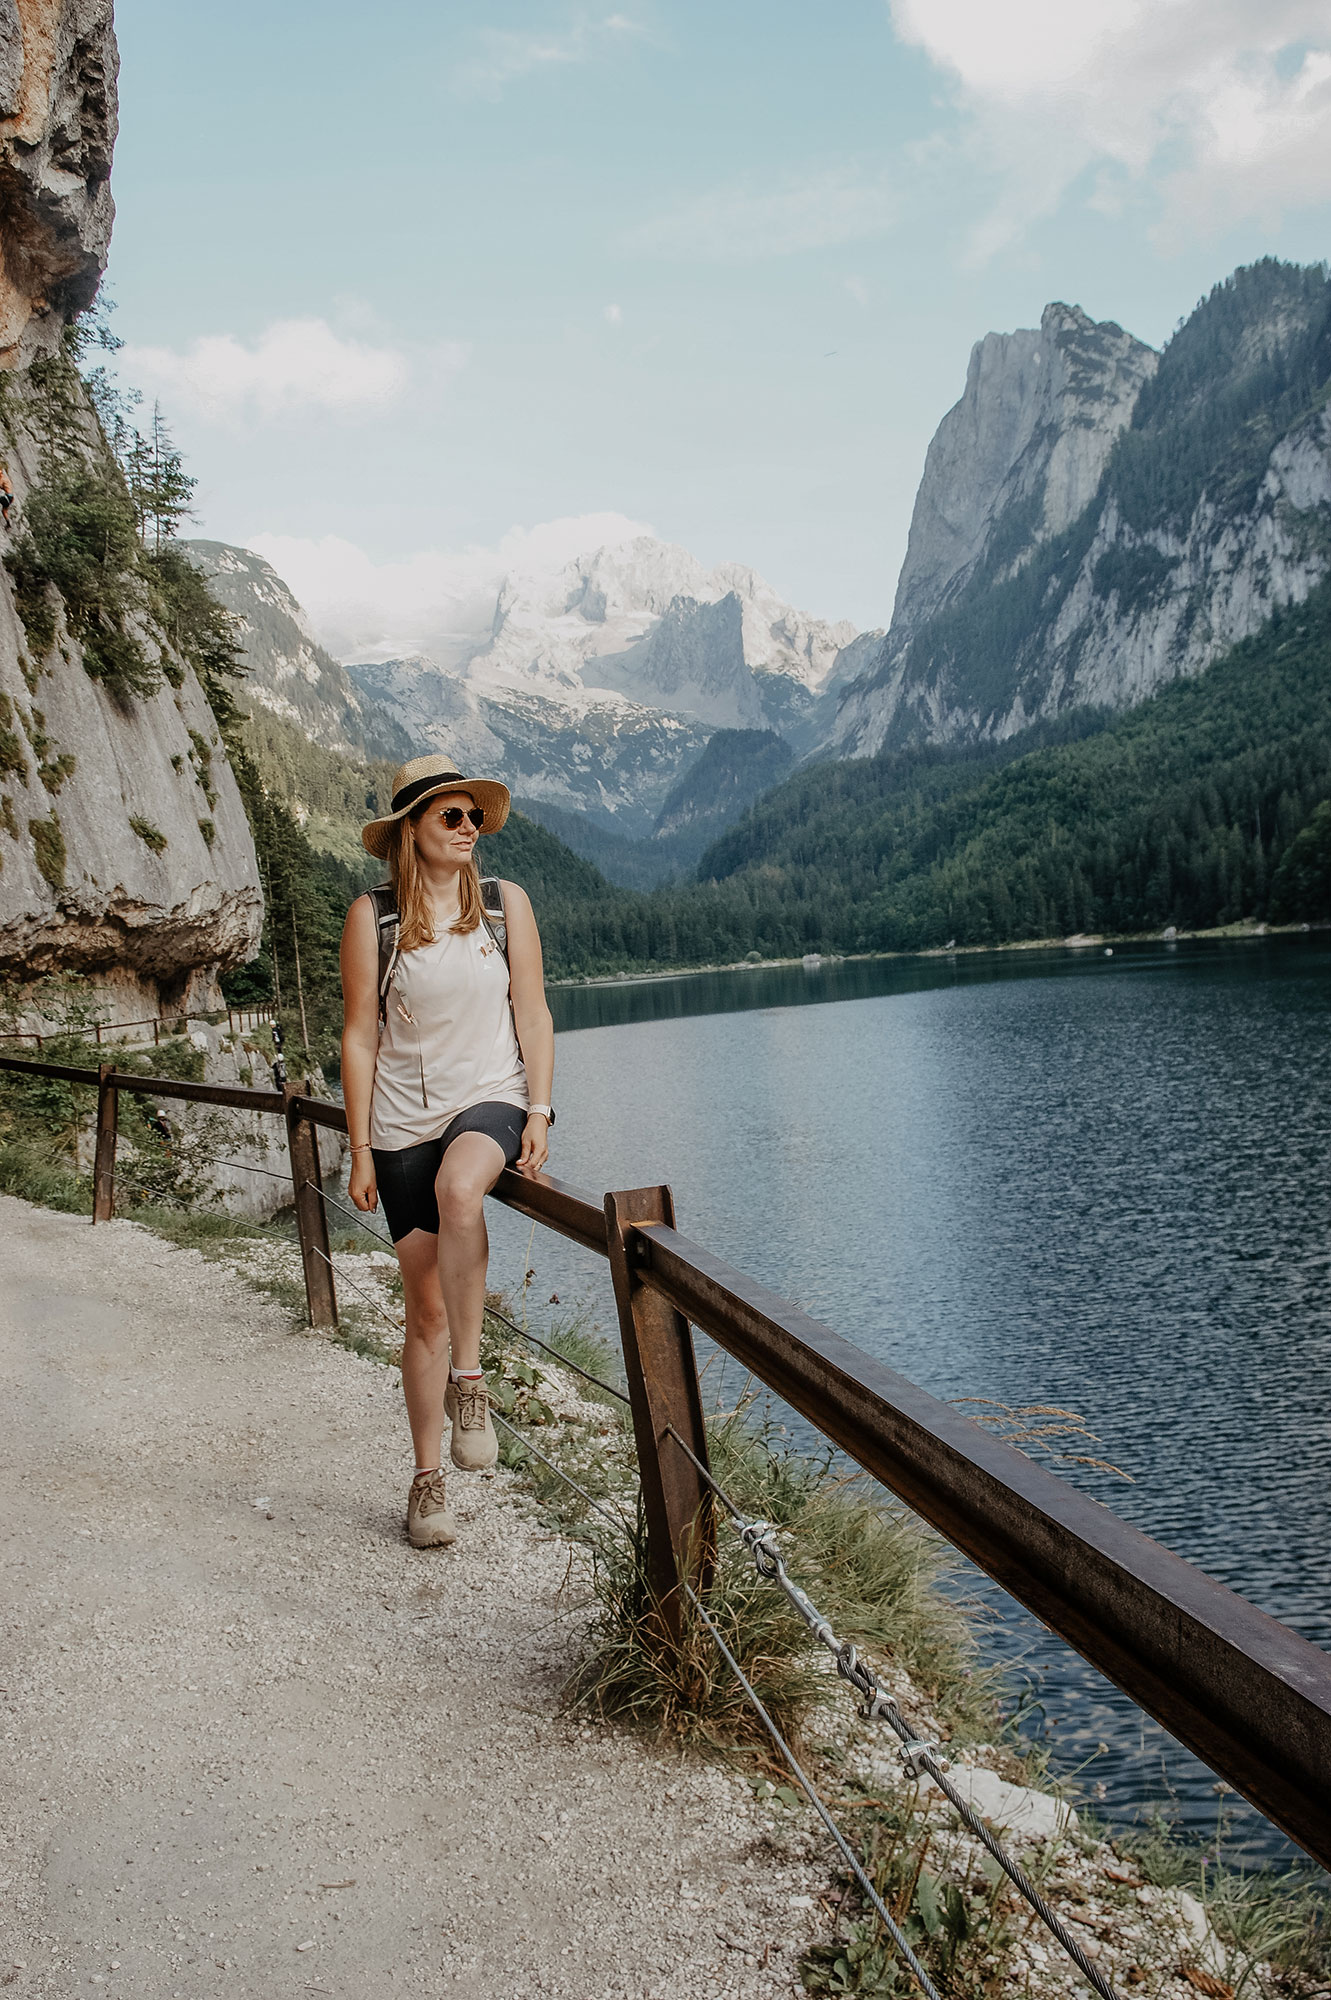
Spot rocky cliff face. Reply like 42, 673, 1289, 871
888, 303, 1158, 646
0, 0, 117, 366
834, 264, 1331, 757
0, 14, 264, 1028
0, 383, 263, 1022
184, 541, 413, 765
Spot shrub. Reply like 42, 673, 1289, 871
30, 813, 65, 888
129, 815, 167, 854
6, 463, 158, 704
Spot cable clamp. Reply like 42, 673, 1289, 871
899, 1738, 945, 1780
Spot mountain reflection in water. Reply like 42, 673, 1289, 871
487, 935, 1331, 1860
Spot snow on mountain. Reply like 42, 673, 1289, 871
199, 527, 872, 833
337, 533, 865, 828
451, 535, 858, 726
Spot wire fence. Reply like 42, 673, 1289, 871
260, 1168, 944, 1999
662, 1425, 1123, 2000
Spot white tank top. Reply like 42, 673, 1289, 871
369, 918, 528, 1150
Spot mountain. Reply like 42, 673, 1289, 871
652, 728, 795, 852
453, 535, 857, 730
834, 263, 1331, 756
518, 727, 797, 887
343, 535, 867, 831
693, 580, 1331, 952
346, 653, 710, 839
184, 542, 414, 765
887, 302, 1157, 648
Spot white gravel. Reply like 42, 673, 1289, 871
0, 1195, 826, 1999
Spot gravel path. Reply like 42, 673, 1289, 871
0, 1196, 824, 2000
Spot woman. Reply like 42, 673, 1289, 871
341, 753, 555, 1549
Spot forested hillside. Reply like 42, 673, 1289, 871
698, 585, 1331, 948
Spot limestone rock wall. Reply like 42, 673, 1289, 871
0, 0, 264, 1025
833, 268, 1331, 757
0, 389, 263, 1024
0, 0, 117, 366
889, 303, 1158, 648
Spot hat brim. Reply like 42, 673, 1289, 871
361, 777, 511, 858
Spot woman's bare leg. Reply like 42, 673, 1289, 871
394, 1229, 450, 1469
434, 1132, 507, 1374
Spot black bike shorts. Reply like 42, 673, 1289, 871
370, 1100, 527, 1242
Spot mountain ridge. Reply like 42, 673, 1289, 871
832, 260, 1331, 758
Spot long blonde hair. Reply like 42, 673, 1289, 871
388, 807, 483, 952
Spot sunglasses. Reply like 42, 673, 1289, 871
429, 805, 485, 830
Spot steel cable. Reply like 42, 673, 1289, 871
480, 1419, 940, 2000
177, 1151, 293, 1182
283, 1215, 939, 1996
663, 1424, 1122, 2000
304, 1181, 633, 1406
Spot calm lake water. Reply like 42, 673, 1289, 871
484, 936, 1331, 1860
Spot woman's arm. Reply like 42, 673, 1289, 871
340, 892, 382, 1212
502, 880, 554, 1174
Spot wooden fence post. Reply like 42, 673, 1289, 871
284, 1083, 337, 1329
604, 1185, 714, 1637
92, 1063, 118, 1224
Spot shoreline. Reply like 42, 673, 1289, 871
550, 918, 1324, 991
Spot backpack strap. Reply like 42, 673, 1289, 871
367, 883, 401, 1022
479, 876, 508, 965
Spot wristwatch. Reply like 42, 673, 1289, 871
528, 1103, 555, 1125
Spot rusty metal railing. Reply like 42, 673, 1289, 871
2, 1048, 1330, 1870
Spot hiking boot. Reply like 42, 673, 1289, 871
406, 1470, 457, 1548
445, 1373, 498, 1471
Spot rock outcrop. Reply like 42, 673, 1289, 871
833, 263, 1331, 757
0, 383, 263, 1019
184, 541, 413, 765
0, 4, 264, 1026
888, 303, 1158, 646
0, 0, 117, 365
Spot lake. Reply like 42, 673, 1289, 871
484, 935, 1331, 1860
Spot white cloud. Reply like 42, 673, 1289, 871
625, 167, 897, 260
249, 512, 655, 665
845, 275, 870, 306
604, 302, 623, 323
889, 0, 1331, 249
454, 13, 644, 96
120, 319, 462, 424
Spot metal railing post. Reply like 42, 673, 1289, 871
604, 1185, 714, 1636
284, 1082, 337, 1329
92, 1062, 118, 1223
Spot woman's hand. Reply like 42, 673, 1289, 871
349, 1148, 379, 1213
516, 1113, 549, 1175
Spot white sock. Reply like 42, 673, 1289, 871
450, 1366, 483, 1382
413, 1465, 439, 1479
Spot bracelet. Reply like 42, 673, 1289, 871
350, 1142, 372, 1153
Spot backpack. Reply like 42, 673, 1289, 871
369, 877, 508, 1020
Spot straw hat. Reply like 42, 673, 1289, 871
360, 753, 511, 859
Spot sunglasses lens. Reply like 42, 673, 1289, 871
468, 808, 485, 828
438, 805, 485, 829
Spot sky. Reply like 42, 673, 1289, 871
102, 0, 1331, 649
